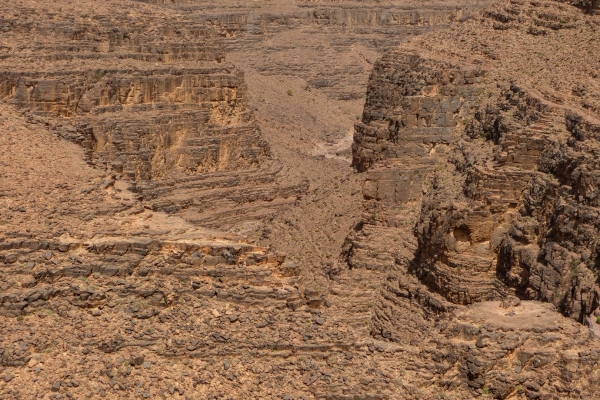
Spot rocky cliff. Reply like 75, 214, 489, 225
347, 0, 600, 397
2, 0, 600, 398
0, 1, 303, 231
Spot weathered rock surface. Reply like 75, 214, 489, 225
0, 0, 305, 232
0, 0, 496, 398
2, 0, 600, 398
0, 100, 392, 400
346, 0, 600, 397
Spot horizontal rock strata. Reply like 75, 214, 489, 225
0, 2, 304, 231
347, 0, 600, 397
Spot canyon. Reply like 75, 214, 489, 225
1, 0, 600, 399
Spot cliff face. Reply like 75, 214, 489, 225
2, 68, 264, 177
2, 0, 600, 398
0, 3, 303, 230
416, 87, 600, 321
348, 0, 600, 397
406, 0, 600, 322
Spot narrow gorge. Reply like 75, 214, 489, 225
1, 0, 600, 399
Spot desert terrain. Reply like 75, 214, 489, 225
1, 0, 600, 399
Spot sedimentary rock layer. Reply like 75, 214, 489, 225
0, 1, 305, 231
346, 0, 600, 397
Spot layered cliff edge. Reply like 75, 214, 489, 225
2, 0, 600, 398
348, 0, 600, 398
0, 0, 307, 233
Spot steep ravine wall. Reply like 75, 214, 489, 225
0, 7, 303, 230
346, 51, 486, 342
350, 3, 600, 335
351, 55, 600, 328
345, 2, 600, 397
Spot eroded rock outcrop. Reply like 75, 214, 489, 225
0, 1, 490, 398
347, 0, 600, 397
0, 3, 303, 231
347, 52, 490, 355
